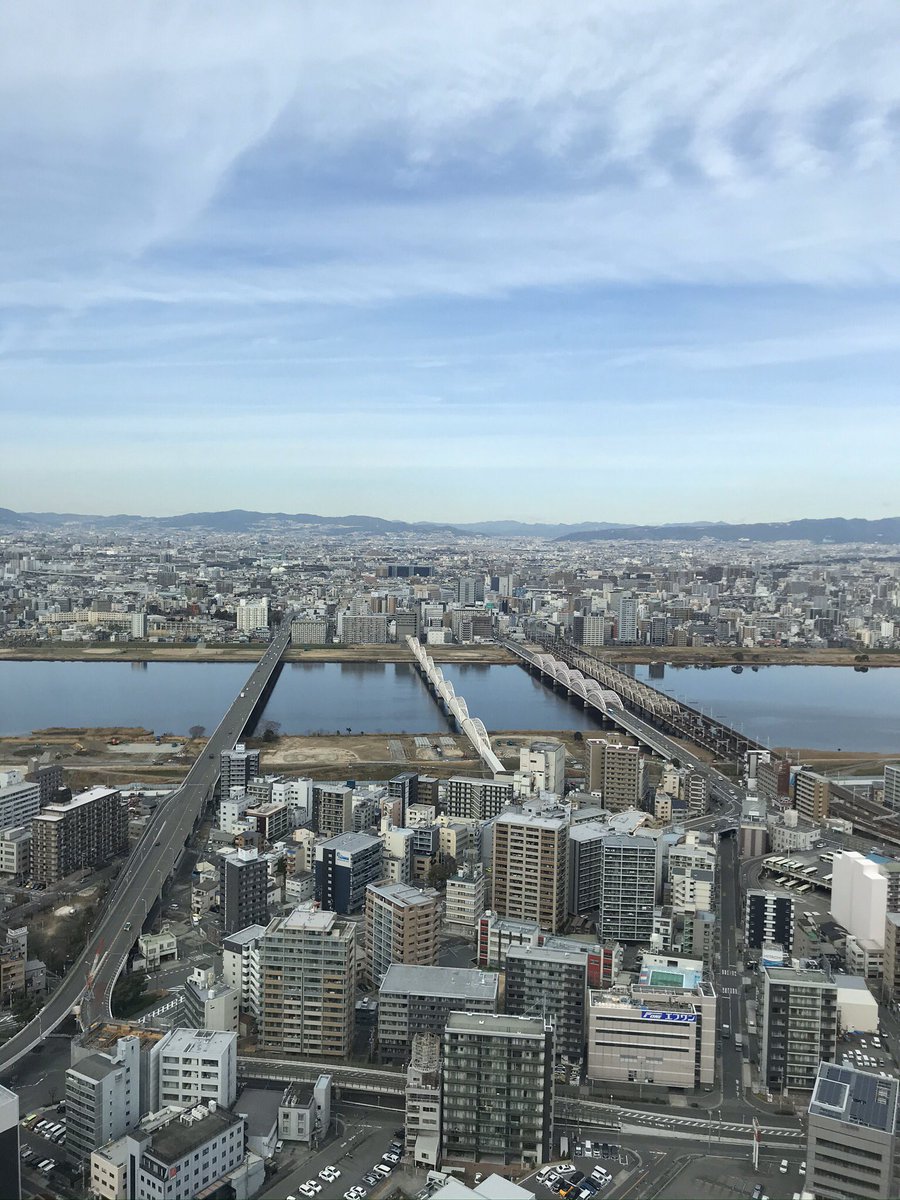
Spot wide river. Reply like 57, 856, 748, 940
0, 660, 897, 752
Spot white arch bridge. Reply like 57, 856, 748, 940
406, 636, 505, 774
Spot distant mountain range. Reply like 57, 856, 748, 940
0, 507, 898, 544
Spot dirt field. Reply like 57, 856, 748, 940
773, 746, 900, 774
597, 645, 900, 667
0, 642, 515, 664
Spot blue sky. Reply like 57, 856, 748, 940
1, 1, 899, 522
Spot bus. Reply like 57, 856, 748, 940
782, 879, 798, 889
795, 883, 813, 894
819, 853, 834, 863
824, 873, 833, 883
774, 876, 789, 886
803, 865, 817, 875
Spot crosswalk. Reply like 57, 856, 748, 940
615, 1108, 802, 1139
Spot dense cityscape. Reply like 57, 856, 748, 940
3, 3, 898, 1200
0, 518, 898, 1200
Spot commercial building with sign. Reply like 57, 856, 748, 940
586, 982, 716, 1089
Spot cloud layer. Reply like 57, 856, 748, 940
1, 2, 898, 519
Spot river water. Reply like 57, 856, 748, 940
0, 659, 897, 752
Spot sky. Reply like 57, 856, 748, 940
1, 1, 899, 523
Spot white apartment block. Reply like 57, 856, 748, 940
0, 781, 40, 833
236, 597, 269, 633
445, 863, 486, 930
518, 740, 566, 798
0, 825, 31, 875
150, 1028, 237, 1111
222, 923, 266, 1016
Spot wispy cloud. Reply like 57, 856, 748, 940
0, 2, 898, 518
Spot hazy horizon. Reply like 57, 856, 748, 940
2, 2, 899, 521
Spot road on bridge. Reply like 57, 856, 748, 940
0, 618, 295, 1073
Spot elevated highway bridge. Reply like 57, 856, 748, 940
0, 617, 295, 1072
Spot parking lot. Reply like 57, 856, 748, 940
523, 1141, 634, 1199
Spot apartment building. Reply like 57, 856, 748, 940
315, 784, 353, 838
150, 1028, 237, 1111
377, 964, 498, 1063
364, 881, 440, 987
222, 923, 266, 1016
761, 966, 838, 1093
806, 1062, 899, 1200
219, 743, 260, 799
445, 861, 486, 930
794, 770, 831, 823
519, 740, 566, 797
291, 617, 330, 645
598, 834, 658, 943
405, 1033, 442, 1168
219, 848, 268, 935
441, 1012, 554, 1167
0, 781, 40, 834
134, 1107, 248, 1200
745, 890, 795, 953
0, 826, 31, 878
258, 908, 356, 1058
182, 966, 239, 1033
31, 786, 127, 885
66, 1035, 144, 1162
0, 1086, 18, 1200
491, 806, 568, 933
314, 832, 382, 914
444, 776, 514, 821
236, 597, 269, 632
505, 943, 590, 1063
587, 740, 643, 811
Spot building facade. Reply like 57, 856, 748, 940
806, 1062, 899, 1200
314, 832, 382, 914
31, 786, 127, 885
491, 807, 568, 933
219, 849, 269, 935
745, 889, 795, 953
364, 881, 441, 987
441, 1012, 554, 1167
761, 966, 838, 1093
377, 964, 498, 1063
598, 834, 658, 944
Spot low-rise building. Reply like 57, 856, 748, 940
149, 1028, 237, 1111
137, 928, 177, 972
182, 966, 239, 1033
277, 1076, 332, 1144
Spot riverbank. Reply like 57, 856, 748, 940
0, 642, 515, 665
1, 641, 894, 667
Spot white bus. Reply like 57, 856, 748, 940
796, 883, 813, 894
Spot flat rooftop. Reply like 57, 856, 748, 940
809, 1062, 899, 1132
148, 1108, 241, 1165
380, 964, 499, 1001
445, 1011, 548, 1037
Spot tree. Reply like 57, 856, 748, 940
573, 730, 583, 742
189, 725, 206, 740
111, 969, 149, 1018
732, 650, 745, 661
427, 855, 458, 891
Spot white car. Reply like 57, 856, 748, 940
320, 1167, 341, 1182
779, 1159, 788, 1173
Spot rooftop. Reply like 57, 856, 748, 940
809, 1062, 899, 1132
235, 1086, 281, 1135
318, 831, 381, 852
148, 1107, 242, 1165
222, 923, 268, 948
158, 1028, 236, 1057
445, 1011, 549, 1037
380, 964, 499, 1001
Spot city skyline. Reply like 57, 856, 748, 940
2, 2, 899, 519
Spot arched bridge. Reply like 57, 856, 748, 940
406, 636, 505, 774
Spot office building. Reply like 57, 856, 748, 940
807, 1062, 899, 1200
258, 908, 356, 1058
222, 923, 265, 1016
441, 1012, 553, 1167
579, 613, 606, 647
377, 964, 498, 1063
236, 597, 269, 633
0, 781, 40, 834
505, 942, 591, 1063
587, 740, 643, 811
315, 784, 353, 838
519, 741, 566, 797
761, 966, 838, 1093
66, 1034, 143, 1161
445, 776, 514, 821
491, 806, 568, 933
314, 832, 382, 914
405, 1033, 442, 1168
219, 743, 260, 798
182, 965, 239, 1033
0, 1085, 19, 1200
456, 576, 485, 605
135, 1107, 248, 1200
567, 821, 610, 915
598, 834, 658, 944
219, 848, 268, 935
587, 982, 716, 1090
795, 769, 831, 823
150, 1028, 237, 1111
745, 889, 795, 953
445, 861, 486, 930
31, 786, 127, 885
364, 881, 440, 987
